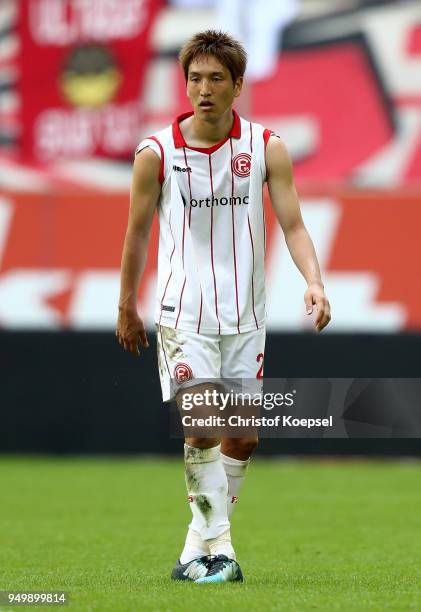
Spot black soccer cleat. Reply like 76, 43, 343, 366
195, 554, 244, 584
171, 556, 211, 581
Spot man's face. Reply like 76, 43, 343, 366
186, 55, 242, 118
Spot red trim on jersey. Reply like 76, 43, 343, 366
247, 214, 259, 330
263, 128, 273, 149
183, 146, 204, 333
181, 196, 186, 267
175, 278, 186, 328
183, 147, 193, 228
197, 294, 203, 334
209, 155, 221, 335
230, 138, 241, 334
263, 128, 275, 182
175, 191, 187, 329
172, 110, 241, 154
159, 211, 175, 325
146, 136, 165, 184
249, 122, 253, 153
262, 197, 267, 253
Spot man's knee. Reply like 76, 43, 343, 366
221, 436, 259, 460
185, 437, 220, 449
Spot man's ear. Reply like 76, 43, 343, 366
234, 76, 243, 98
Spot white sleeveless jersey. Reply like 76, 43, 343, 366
136, 111, 273, 335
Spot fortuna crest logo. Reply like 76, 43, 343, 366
232, 153, 251, 177
174, 362, 193, 384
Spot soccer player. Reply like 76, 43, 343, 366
116, 30, 331, 583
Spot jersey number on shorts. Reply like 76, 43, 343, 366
256, 353, 264, 379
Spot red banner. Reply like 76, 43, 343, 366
18, 0, 161, 161
0, 188, 420, 331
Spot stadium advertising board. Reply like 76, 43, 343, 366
0, 189, 419, 331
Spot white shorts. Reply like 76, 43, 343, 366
156, 324, 266, 402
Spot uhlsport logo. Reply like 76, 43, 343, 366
174, 362, 193, 384
232, 153, 251, 177
173, 165, 191, 173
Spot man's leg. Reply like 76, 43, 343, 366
156, 327, 237, 579
182, 436, 235, 560
175, 382, 234, 564
182, 432, 245, 584
188, 328, 265, 582
189, 434, 258, 583
219, 327, 265, 518
180, 437, 258, 563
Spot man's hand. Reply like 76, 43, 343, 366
266, 137, 331, 332
116, 306, 149, 357
304, 283, 331, 332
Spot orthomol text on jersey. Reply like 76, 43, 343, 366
184, 196, 249, 208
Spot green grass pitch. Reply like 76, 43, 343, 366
1, 457, 420, 611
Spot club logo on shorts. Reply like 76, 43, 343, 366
231, 153, 251, 177
174, 362, 193, 384
231, 496, 238, 504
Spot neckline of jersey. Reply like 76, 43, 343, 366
172, 110, 241, 154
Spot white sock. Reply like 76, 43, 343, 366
208, 528, 235, 559
184, 444, 230, 541
221, 453, 250, 518
179, 528, 209, 564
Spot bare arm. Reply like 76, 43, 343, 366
266, 136, 331, 332
116, 147, 161, 355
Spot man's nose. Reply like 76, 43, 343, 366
200, 80, 211, 96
